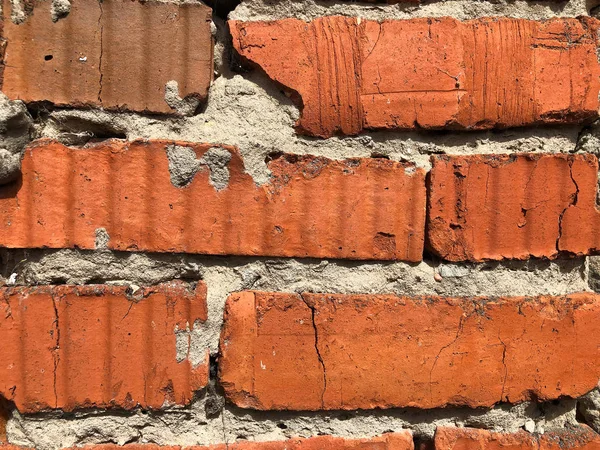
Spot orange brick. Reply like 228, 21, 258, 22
0, 282, 208, 413
435, 426, 600, 450
428, 153, 600, 261
1, 0, 213, 114
219, 291, 600, 410
230, 17, 600, 138
69, 434, 413, 450
0, 139, 425, 261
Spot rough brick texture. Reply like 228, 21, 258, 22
82, 434, 412, 450
0, 433, 411, 450
0, 281, 208, 413
219, 291, 600, 410
0, 139, 425, 261
1, 0, 213, 114
230, 17, 600, 137
428, 153, 600, 261
435, 426, 600, 450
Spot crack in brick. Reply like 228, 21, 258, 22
301, 295, 327, 409
97, 0, 104, 103
429, 313, 465, 405
50, 295, 61, 409
498, 335, 508, 403
556, 160, 581, 254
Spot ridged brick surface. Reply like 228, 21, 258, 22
1, 0, 213, 114
0, 139, 426, 261
0, 282, 208, 413
428, 153, 600, 261
230, 17, 600, 137
435, 426, 600, 450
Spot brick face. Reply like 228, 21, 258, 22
219, 291, 600, 410
230, 17, 600, 138
0, 282, 208, 413
427, 153, 600, 261
53, 434, 414, 450
0, 139, 426, 261
434, 427, 600, 450
1, 0, 213, 114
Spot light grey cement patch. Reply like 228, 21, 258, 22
0, 149, 22, 184
579, 388, 600, 433
50, 0, 70, 21
229, 0, 590, 22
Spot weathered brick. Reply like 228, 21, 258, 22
230, 17, 600, 138
219, 291, 600, 410
428, 153, 600, 261
0, 281, 208, 413
0, 139, 425, 261
62, 434, 413, 450
434, 426, 600, 450
1, 0, 213, 114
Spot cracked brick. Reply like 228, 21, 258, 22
230, 17, 600, 138
1, 0, 213, 114
428, 153, 600, 261
219, 291, 600, 410
0, 282, 208, 413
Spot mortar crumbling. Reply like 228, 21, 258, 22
1, 0, 600, 447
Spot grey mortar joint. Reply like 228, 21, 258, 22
4, 394, 582, 449
0, 94, 33, 185
164, 81, 202, 116
229, 0, 590, 22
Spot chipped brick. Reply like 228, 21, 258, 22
230, 17, 600, 138
219, 291, 600, 410
1, 0, 213, 114
0, 282, 208, 413
0, 139, 426, 261
428, 153, 600, 261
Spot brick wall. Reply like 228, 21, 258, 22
0, 0, 599, 448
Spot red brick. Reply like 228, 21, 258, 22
1, 0, 213, 114
0, 139, 425, 261
219, 291, 600, 410
434, 426, 600, 450
65, 434, 413, 450
230, 17, 600, 138
428, 153, 600, 261
0, 281, 208, 413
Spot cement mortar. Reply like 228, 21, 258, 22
40, 71, 582, 184
229, 0, 591, 22
5, 393, 581, 450
579, 389, 600, 434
